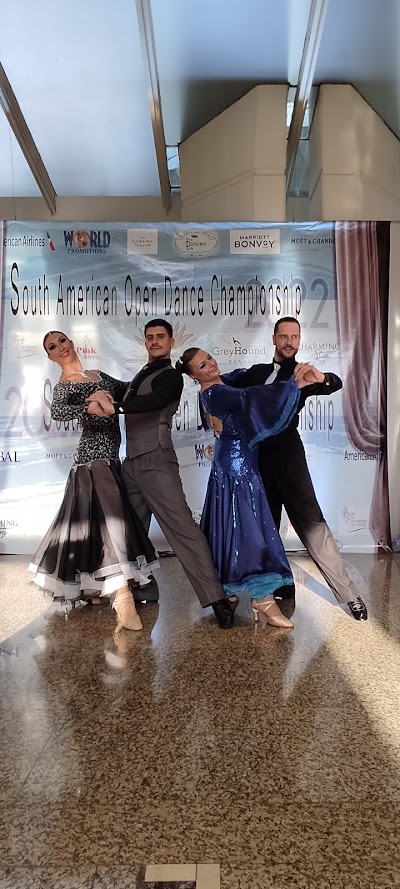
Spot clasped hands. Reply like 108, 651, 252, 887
85, 365, 324, 413
294, 363, 325, 388
86, 390, 116, 416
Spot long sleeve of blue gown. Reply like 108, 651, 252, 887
200, 377, 300, 450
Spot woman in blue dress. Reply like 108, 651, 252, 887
29, 330, 158, 631
176, 348, 306, 628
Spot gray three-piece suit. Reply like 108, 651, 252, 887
116, 358, 224, 608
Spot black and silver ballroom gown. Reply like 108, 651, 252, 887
29, 372, 158, 603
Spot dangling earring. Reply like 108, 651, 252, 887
193, 378, 199, 385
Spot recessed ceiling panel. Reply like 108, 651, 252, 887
152, 0, 312, 144
0, 0, 160, 196
1, 0, 399, 201
314, 0, 400, 137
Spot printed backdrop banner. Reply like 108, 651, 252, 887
0, 221, 385, 554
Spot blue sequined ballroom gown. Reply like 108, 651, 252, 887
200, 377, 300, 599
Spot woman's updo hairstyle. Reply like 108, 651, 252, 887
175, 347, 200, 375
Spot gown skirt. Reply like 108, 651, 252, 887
29, 458, 158, 603
201, 435, 293, 598
200, 378, 299, 599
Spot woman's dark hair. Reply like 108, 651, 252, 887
42, 330, 68, 353
175, 347, 200, 375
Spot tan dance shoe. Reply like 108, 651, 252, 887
113, 588, 143, 631
251, 596, 294, 628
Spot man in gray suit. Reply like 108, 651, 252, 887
88, 319, 236, 630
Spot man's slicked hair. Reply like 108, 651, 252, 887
144, 318, 173, 338
274, 316, 301, 335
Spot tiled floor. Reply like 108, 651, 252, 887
138, 862, 219, 887
1, 550, 400, 888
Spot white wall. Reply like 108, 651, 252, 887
309, 84, 400, 221
180, 85, 288, 222
0, 195, 181, 222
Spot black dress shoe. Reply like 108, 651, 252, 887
211, 598, 235, 629
348, 596, 368, 621
275, 583, 296, 600
131, 576, 159, 604
227, 594, 239, 614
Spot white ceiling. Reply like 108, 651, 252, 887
0, 0, 399, 202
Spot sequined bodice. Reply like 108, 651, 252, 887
51, 372, 127, 466
212, 425, 259, 481
201, 387, 258, 478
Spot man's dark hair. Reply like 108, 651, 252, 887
274, 316, 301, 335
144, 318, 173, 338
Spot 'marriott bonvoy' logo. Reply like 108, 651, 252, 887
64, 229, 111, 254
230, 229, 280, 255
174, 231, 218, 258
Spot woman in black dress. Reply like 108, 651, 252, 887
29, 331, 158, 631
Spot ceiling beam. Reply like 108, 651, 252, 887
286, 0, 329, 192
0, 63, 57, 214
135, 0, 171, 211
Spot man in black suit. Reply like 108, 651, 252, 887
224, 316, 368, 621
